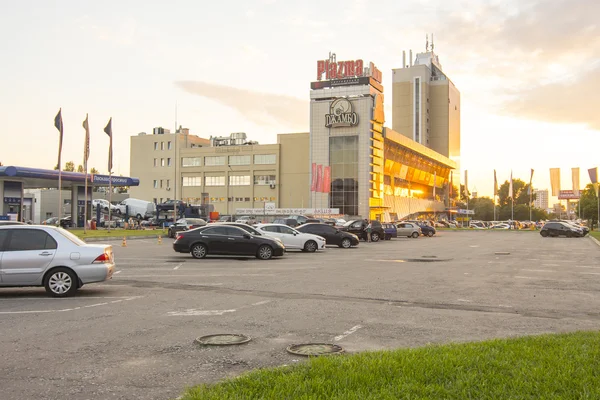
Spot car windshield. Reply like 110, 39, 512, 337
187, 219, 204, 225
343, 221, 355, 227
55, 227, 86, 246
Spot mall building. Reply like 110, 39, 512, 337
130, 45, 459, 220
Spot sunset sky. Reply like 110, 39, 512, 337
1, 0, 598, 205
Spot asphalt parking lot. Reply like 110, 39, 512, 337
1, 231, 599, 400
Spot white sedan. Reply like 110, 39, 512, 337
92, 199, 117, 212
255, 223, 326, 252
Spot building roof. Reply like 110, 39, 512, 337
0, 166, 139, 188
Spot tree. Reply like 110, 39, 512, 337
497, 179, 535, 207
53, 164, 59, 170
90, 167, 99, 175
77, 165, 84, 173
64, 161, 75, 172
577, 184, 598, 228
470, 197, 495, 221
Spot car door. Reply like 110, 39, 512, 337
396, 223, 407, 236
224, 226, 255, 255
278, 225, 303, 249
317, 225, 338, 245
0, 230, 8, 283
0, 228, 58, 284
199, 226, 229, 254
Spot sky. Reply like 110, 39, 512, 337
1, 0, 598, 205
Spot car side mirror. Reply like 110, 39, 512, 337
243, 234, 251, 239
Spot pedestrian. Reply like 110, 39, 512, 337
365, 219, 372, 242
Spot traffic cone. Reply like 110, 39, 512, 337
122, 236, 127, 247
158, 236, 162, 245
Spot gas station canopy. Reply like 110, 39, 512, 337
0, 166, 139, 189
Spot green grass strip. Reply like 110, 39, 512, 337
71, 229, 166, 239
182, 331, 600, 400
590, 231, 600, 240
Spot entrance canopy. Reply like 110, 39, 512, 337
0, 166, 139, 189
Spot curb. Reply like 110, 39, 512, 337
82, 234, 167, 243
589, 235, 600, 248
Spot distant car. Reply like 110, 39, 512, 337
218, 216, 234, 222
236, 215, 257, 224
490, 223, 510, 229
92, 199, 117, 212
296, 223, 359, 248
381, 223, 397, 240
540, 222, 583, 238
396, 222, 421, 238
418, 223, 436, 237
42, 217, 59, 226
0, 225, 115, 296
549, 220, 589, 236
59, 216, 72, 229
256, 223, 326, 252
168, 218, 208, 238
272, 218, 300, 227
287, 215, 310, 225
0, 221, 25, 226
172, 225, 285, 260
340, 220, 384, 242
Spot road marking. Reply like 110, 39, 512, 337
0, 296, 142, 314
116, 274, 273, 278
542, 264, 559, 267
115, 270, 122, 274
575, 266, 600, 269
469, 245, 479, 248
167, 309, 236, 316
334, 325, 363, 341
514, 276, 537, 280
0, 296, 133, 301
457, 299, 472, 302
579, 272, 600, 276
173, 264, 181, 270
521, 269, 556, 273
497, 304, 513, 308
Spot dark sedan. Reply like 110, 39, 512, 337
540, 222, 583, 238
418, 223, 436, 237
173, 225, 285, 259
296, 223, 360, 248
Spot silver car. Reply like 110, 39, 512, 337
0, 225, 115, 297
396, 222, 422, 238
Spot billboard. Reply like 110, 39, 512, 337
557, 190, 580, 200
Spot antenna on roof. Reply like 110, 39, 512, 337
426, 34, 429, 51
431, 33, 435, 51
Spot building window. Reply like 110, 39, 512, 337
153, 180, 158, 189
229, 175, 251, 186
254, 175, 276, 185
270, 197, 276, 201
161, 158, 165, 167
154, 142, 158, 151
166, 179, 170, 188
182, 177, 202, 187
205, 156, 225, 166
414, 77, 421, 144
330, 136, 358, 216
167, 158, 172, 166
205, 176, 225, 186
245, 197, 250, 202
161, 142, 165, 150
160, 180, 163, 188
153, 158, 157, 167
182, 157, 201, 167
229, 155, 251, 165
254, 154, 276, 164
168, 141, 172, 150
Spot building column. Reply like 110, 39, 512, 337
71, 185, 78, 228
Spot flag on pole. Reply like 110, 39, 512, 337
310, 163, 317, 191
323, 166, 331, 194
104, 118, 113, 172
549, 168, 561, 196
316, 165, 323, 193
54, 109, 64, 169
527, 168, 534, 195
463, 170, 469, 197
82, 114, 90, 167
508, 170, 514, 199
493, 170, 498, 196
588, 167, 599, 197
572, 167, 580, 197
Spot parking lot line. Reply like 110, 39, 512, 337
521, 269, 556, 273
334, 325, 363, 341
0, 296, 143, 315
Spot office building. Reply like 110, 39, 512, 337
533, 189, 549, 210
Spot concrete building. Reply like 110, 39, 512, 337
391, 45, 461, 187
533, 189, 549, 210
130, 129, 310, 215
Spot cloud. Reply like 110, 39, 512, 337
175, 81, 308, 129
432, 0, 600, 129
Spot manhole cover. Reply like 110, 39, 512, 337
195, 334, 251, 346
286, 343, 344, 356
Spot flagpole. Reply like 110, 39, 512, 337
84, 169, 88, 234
108, 172, 112, 232
529, 189, 532, 222
511, 197, 514, 221
54, 109, 64, 225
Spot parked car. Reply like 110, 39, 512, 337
340, 220, 384, 242
236, 215, 257, 224
490, 223, 510, 229
42, 217, 59, 226
0, 225, 115, 296
287, 215, 310, 225
0, 221, 25, 226
418, 223, 436, 237
92, 199, 117, 212
296, 223, 359, 248
540, 222, 583, 238
59, 216, 72, 228
221, 222, 284, 245
167, 218, 208, 238
382, 223, 397, 240
116, 198, 155, 220
218, 215, 234, 222
172, 225, 285, 260
550, 220, 590, 236
273, 218, 300, 227
396, 222, 421, 238
256, 223, 326, 252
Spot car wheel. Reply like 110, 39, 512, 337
411, 232, 419, 238
257, 245, 273, 260
168, 229, 173, 238
136, 214, 142, 220
371, 232, 380, 242
427, 231, 434, 237
304, 240, 318, 252
44, 268, 78, 297
191, 243, 207, 259
341, 238, 352, 248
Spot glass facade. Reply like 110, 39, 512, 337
329, 136, 358, 216
414, 77, 420, 143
